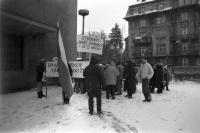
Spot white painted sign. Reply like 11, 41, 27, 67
77, 35, 104, 55
46, 62, 58, 77
69, 61, 89, 78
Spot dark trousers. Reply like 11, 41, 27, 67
88, 91, 101, 113
142, 78, 151, 100
106, 85, 115, 99
116, 80, 122, 94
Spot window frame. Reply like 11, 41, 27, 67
181, 12, 188, 21
182, 58, 188, 66
182, 27, 188, 35
139, 19, 147, 27
157, 3, 164, 11
139, 7, 145, 14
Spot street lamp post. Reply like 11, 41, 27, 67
78, 9, 89, 61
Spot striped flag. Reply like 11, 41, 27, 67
57, 25, 73, 101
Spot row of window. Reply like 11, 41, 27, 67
179, 0, 200, 7
130, 0, 200, 16
181, 58, 200, 66
130, 3, 166, 15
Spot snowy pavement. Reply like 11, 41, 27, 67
1, 81, 200, 133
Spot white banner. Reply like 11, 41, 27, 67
46, 62, 59, 77
69, 61, 89, 78
77, 35, 104, 55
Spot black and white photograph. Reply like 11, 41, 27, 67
1, 0, 200, 132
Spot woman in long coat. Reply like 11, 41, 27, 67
153, 64, 165, 93
123, 60, 136, 98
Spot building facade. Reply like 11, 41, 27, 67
124, 0, 200, 66
0, 0, 77, 93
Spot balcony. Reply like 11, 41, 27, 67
155, 52, 167, 56
133, 52, 152, 57
171, 49, 200, 55
133, 36, 152, 45
170, 34, 199, 41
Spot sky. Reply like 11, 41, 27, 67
77, 0, 138, 39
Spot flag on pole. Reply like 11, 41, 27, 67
57, 23, 73, 100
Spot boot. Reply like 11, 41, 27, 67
40, 91, 46, 97
37, 92, 42, 98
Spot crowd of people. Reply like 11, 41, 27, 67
36, 56, 172, 115
83, 56, 172, 115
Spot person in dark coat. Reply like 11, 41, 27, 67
36, 59, 46, 98
153, 64, 165, 93
163, 65, 170, 91
123, 60, 136, 99
83, 56, 105, 115
149, 64, 156, 93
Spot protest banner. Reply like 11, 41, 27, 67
46, 62, 59, 77
77, 35, 104, 55
69, 61, 89, 78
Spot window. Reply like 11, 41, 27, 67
181, 12, 188, 21
182, 27, 188, 35
140, 32, 147, 37
182, 58, 188, 66
181, 22, 188, 27
140, 46, 146, 53
130, 9, 134, 15
156, 44, 166, 54
1, 33, 24, 70
182, 43, 188, 51
185, 0, 191, 5
139, 7, 145, 14
156, 16, 166, 24
196, 58, 200, 66
156, 29, 166, 38
139, 19, 147, 27
179, 0, 184, 6
158, 3, 164, 11
132, 22, 135, 29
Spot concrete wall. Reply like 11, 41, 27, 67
0, 0, 77, 93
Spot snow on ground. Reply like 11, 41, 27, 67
0, 81, 200, 133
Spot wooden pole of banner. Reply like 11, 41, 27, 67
46, 74, 47, 99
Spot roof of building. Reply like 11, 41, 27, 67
129, 0, 155, 7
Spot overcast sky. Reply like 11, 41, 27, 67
77, 0, 138, 39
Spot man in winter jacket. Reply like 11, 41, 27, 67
105, 61, 119, 99
123, 60, 137, 99
83, 56, 105, 115
36, 59, 46, 98
136, 58, 154, 102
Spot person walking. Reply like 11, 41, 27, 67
136, 58, 154, 102
105, 61, 119, 99
36, 59, 46, 98
83, 56, 105, 115
163, 65, 170, 91
116, 61, 124, 95
123, 60, 136, 99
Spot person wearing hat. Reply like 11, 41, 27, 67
36, 58, 46, 98
123, 60, 137, 98
83, 56, 105, 115
136, 58, 154, 102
